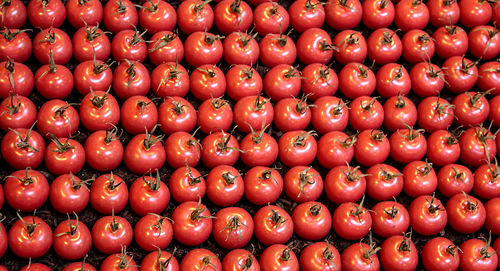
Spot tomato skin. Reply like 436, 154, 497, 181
201, 131, 241, 168
66, 0, 102, 28
103, 0, 138, 33
165, 131, 201, 168
134, 214, 173, 251
53, 219, 92, 260
0, 29, 32, 62
260, 245, 299, 271
485, 198, 500, 235
244, 166, 283, 205
45, 138, 85, 175
292, 202, 331, 241
273, 97, 311, 132
140, 250, 179, 271
92, 215, 133, 254
453, 91, 490, 127
366, 164, 403, 201
0, 0, 27, 28
409, 62, 445, 97
403, 161, 438, 197
148, 31, 184, 66
383, 95, 417, 131
311, 96, 348, 134
317, 131, 354, 168
324, 165, 366, 204
438, 164, 474, 197
432, 25, 469, 59
300, 242, 340, 271
379, 235, 418, 271
33, 28, 72, 65
325, 0, 362, 30
417, 96, 454, 132
460, 127, 496, 167
0, 222, 5, 258
284, 166, 323, 203
222, 249, 260, 271
90, 173, 128, 215
74, 60, 113, 95
4, 168, 49, 212
278, 130, 317, 167
341, 242, 380, 271
367, 28, 402, 64
296, 28, 334, 65
349, 96, 384, 131
158, 97, 196, 135
27, 0, 66, 28
124, 132, 166, 175
206, 165, 244, 207
332, 200, 372, 240
0, 61, 34, 98
394, 0, 429, 31
50, 174, 90, 213
20, 264, 52, 271
234, 95, 274, 133
459, 0, 492, 28
8, 216, 53, 259
422, 237, 460, 271
223, 31, 259, 66
301, 64, 338, 100
253, 2, 289, 35
427, 129, 460, 166
138, 0, 176, 34
213, 207, 254, 249
184, 31, 224, 67
101, 252, 138, 271
0, 184, 3, 210
172, 201, 213, 246
198, 99, 233, 135
474, 163, 500, 199
446, 193, 486, 233
362, 0, 395, 29
489, 95, 500, 127
428, 0, 460, 26
177, 0, 214, 35
1, 127, 45, 169
113, 61, 151, 99
259, 33, 296, 68
289, 0, 325, 32
254, 205, 293, 245
333, 30, 367, 65
214, 0, 253, 34
390, 127, 427, 163
339, 63, 376, 99
479, 61, 500, 95
443, 56, 478, 93
169, 166, 205, 203
181, 249, 221, 271
190, 65, 226, 101
460, 238, 498, 271
354, 129, 390, 167
468, 25, 500, 60
80, 91, 120, 131
226, 65, 263, 100
371, 201, 410, 237
0, 95, 37, 131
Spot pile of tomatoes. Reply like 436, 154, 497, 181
1, 0, 500, 270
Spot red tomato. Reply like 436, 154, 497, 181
428, 0, 460, 26
214, 0, 253, 34
53, 215, 92, 260
339, 63, 376, 99
362, 0, 395, 29
260, 245, 297, 271
371, 200, 410, 237
278, 130, 317, 167
479, 61, 500, 95
459, 0, 492, 28
80, 90, 120, 131
33, 27, 72, 64
90, 173, 128, 215
438, 164, 474, 197
171, 200, 214, 246
103, 0, 138, 33
427, 129, 461, 166
138, 0, 176, 34
264, 64, 302, 101
222, 249, 260, 271
317, 131, 355, 168
213, 207, 254, 249
485, 198, 500, 235
0, 222, 5, 259
184, 31, 223, 67
72, 24, 111, 62
91, 213, 133, 254
453, 91, 490, 127
301, 63, 338, 100
403, 160, 438, 197
376, 63, 411, 97
158, 97, 196, 135
0, 60, 34, 98
468, 25, 500, 60
112, 60, 151, 99
474, 163, 500, 199
129, 172, 170, 216
259, 32, 296, 68
460, 236, 498, 271
120, 96, 157, 135
45, 137, 85, 175
0, 0, 27, 28
50, 173, 90, 213
289, 0, 325, 32
354, 129, 390, 167
4, 168, 49, 212
27, 0, 66, 28
66, 0, 103, 28
333, 30, 367, 64
151, 62, 189, 98
85, 128, 124, 172
254, 205, 293, 245
134, 214, 173, 251
37, 100, 78, 138
383, 94, 417, 131
409, 194, 447, 235
300, 242, 340, 271
0, 95, 36, 131
394, 0, 429, 32
379, 234, 418, 271
165, 131, 201, 168
148, 31, 184, 65
201, 130, 241, 168
176, 0, 214, 34
206, 165, 244, 207
234, 95, 274, 133
20, 263, 52, 271
432, 24, 469, 59
296, 28, 334, 65
409, 61, 445, 97
292, 201, 331, 241
197, 97, 233, 134
366, 164, 403, 201
490, 95, 500, 127
389, 126, 427, 163
223, 31, 260, 66
367, 28, 402, 64
332, 196, 372, 240
253, 2, 289, 35
100, 247, 138, 271
311, 96, 348, 133
169, 165, 205, 203
273, 96, 311, 132
0, 29, 32, 62
446, 192, 486, 233
341, 235, 380, 271
349, 96, 384, 130
324, 164, 367, 204
325, 0, 362, 30
226, 64, 263, 100
402, 29, 435, 63
284, 166, 323, 203
442, 56, 478, 93
8, 215, 53, 259
422, 237, 460, 271
140, 250, 179, 271
124, 127, 166, 174
111, 29, 148, 62
244, 166, 283, 205
1, 125, 45, 169
190, 65, 226, 101
417, 96, 454, 132
73, 59, 113, 95
181, 249, 221, 271
460, 126, 496, 166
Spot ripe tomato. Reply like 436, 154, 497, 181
0, 29, 32, 62
224, 31, 260, 66
300, 242, 340, 271
273, 96, 311, 132
201, 130, 241, 168
172, 200, 214, 246
474, 163, 500, 199
74, 59, 113, 95
103, 0, 138, 33
394, 0, 429, 31
0, 0, 27, 28
432, 24, 469, 59
417, 96, 454, 132
325, 0, 362, 30
27, 0, 66, 28
427, 129, 461, 166
244, 166, 283, 205
1, 124, 45, 169
140, 250, 178, 271
301, 64, 338, 100
479, 61, 500, 95
383, 94, 417, 131
85, 128, 124, 172
184, 31, 223, 67
138, 0, 176, 34
292, 201, 332, 241
50, 173, 91, 213
379, 233, 418, 271
120, 96, 157, 135
212, 207, 254, 249
169, 165, 205, 203
90, 173, 128, 214
428, 0, 460, 26
165, 131, 201, 168
438, 164, 474, 197
324, 164, 367, 204
253, 2, 289, 35
66, 0, 103, 28
284, 166, 323, 203
442, 56, 478, 93
0, 95, 36, 131
33, 27, 72, 65
222, 249, 260, 271
134, 214, 173, 251
0, 60, 34, 98
264, 64, 302, 101
468, 25, 500, 60
376, 63, 411, 97
254, 205, 293, 245
206, 165, 244, 207
459, 0, 492, 28
181, 249, 221, 271
226, 64, 263, 100
446, 192, 486, 233
296, 28, 334, 64
214, 0, 253, 34
367, 28, 402, 64
177, 0, 214, 34
197, 98, 233, 134
409, 194, 447, 235
259, 31, 296, 68
101, 247, 138, 271
20, 263, 52, 271
124, 127, 166, 174
8, 215, 53, 259
490, 95, 500, 127
190, 65, 226, 100
129, 172, 170, 216
311, 96, 348, 133
53, 214, 92, 260
366, 164, 403, 201
341, 235, 380, 271
113, 60, 151, 99
0, 221, 5, 258
390, 126, 427, 163
332, 195, 372, 240
339, 63, 376, 99
460, 236, 498, 271
111, 29, 148, 62
460, 126, 496, 166
37, 100, 78, 138
453, 91, 490, 127
72, 24, 111, 62
371, 200, 410, 237
333, 30, 367, 64
422, 237, 460, 271
92, 213, 133, 254
261, 245, 299, 271
485, 198, 500, 235
317, 131, 355, 168
152, 62, 189, 98
45, 136, 85, 175
362, 0, 395, 29
148, 31, 184, 65
158, 97, 196, 134
403, 160, 438, 197
278, 130, 317, 167
409, 61, 445, 97
289, 0, 325, 32
349, 96, 384, 130
79, 90, 120, 131
234, 94, 274, 133
4, 168, 49, 212
354, 129, 390, 167
402, 29, 435, 63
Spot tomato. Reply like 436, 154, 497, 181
278, 130, 317, 167
129, 172, 170, 216
85, 128, 124, 172
362, 0, 395, 29
460, 236, 498, 271
478, 61, 500, 95
152, 62, 189, 98
259, 32, 296, 68
443, 56, 478, 93
311, 96, 348, 133
409, 194, 447, 235
244, 166, 283, 205
254, 205, 293, 245
0, 60, 34, 98
73, 59, 113, 95
468, 25, 500, 60
433, 24, 469, 59
417, 96, 454, 132
0, 95, 36, 131
292, 201, 331, 241
383, 94, 417, 131
140, 249, 179, 271
201, 129, 241, 168
379, 233, 418, 271
459, 0, 492, 28
289, 0, 325, 32
0, 221, 5, 259
333, 30, 367, 65
53, 214, 92, 260
138, 0, 176, 34
213, 207, 254, 249
120, 96, 157, 135
446, 192, 486, 233
92, 213, 133, 254
8, 215, 53, 259
113, 60, 151, 99
394, 0, 429, 31
300, 242, 340, 271
124, 127, 166, 174
301, 64, 338, 100
148, 31, 184, 65
103, 0, 138, 33
349, 96, 384, 130
339, 63, 376, 99
253, 2, 288, 35
1, 124, 45, 169
233, 95, 273, 133
324, 164, 367, 204
402, 29, 435, 63
27, 0, 66, 28
37, 100, 78, 139
409, 61, 445, 97
4, 167, 49, 212
371, 200, 410, 237
190, 64, 226, 101
224, 31, 260, 66
428, 0, 460, 26
158, 97, 196, 135
33, 27, 72, 65
169, 165, 205, 203
403, 160, 438, 197
72, 24, 111, 62
341, 235, 380, 271
134, 214, 173, 251
90, 173, 128, 215
101, 247, 138, 271
453, 91, 490, 127
0, 28, 32, 62
222, 249, 260, 271
422, 237, 460, 271
35, 56, 73, 99
177, 0, 214, 35
79, 90, 120, 131
214, 0, 253, 34
0, 183, 3, 210
50, 173, 91, 213
63, 261, 97, 271
226, 64, 263, 100
172, 200, 214, 246
273, 96, 311, 132
165, 131, 201, 168
206, 165, 244, 207
490, 95, 500, 127
376, 63, 411, 98
263, 65, 302, 101
354, 129, 390, 167
333, 195, 372, 240
181, 249, 221, 271
427, 129, 461, 166
184, 31, 224, 67
474, 163, 500, 199
296, 28, 334, 64
20, 263, 52, 271
45, 137, 85, 175
0, 0, 27, 28
284, 166, 323, 203
111, 29, 148, 62
438, 164, 474, 197
485, 198, 500, 235
66, 0, 102, 28
390, 126, 427, 163
367, 28, 403, 64
325, 0, 362, 30
460, 126, 496, 166
317, 131, 355, 168
366, 164, 403, 201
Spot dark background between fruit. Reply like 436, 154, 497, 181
0, 0, 492, 270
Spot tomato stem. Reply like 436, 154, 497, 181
143, 125, 164, 151
106, 171, 124, 191
298, 167, 317, 197
398, 230, 413, 252
309, 203, 322, 216
266, 204, 288, 228
149, 32, 178, 52
9, 121, 39, 152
